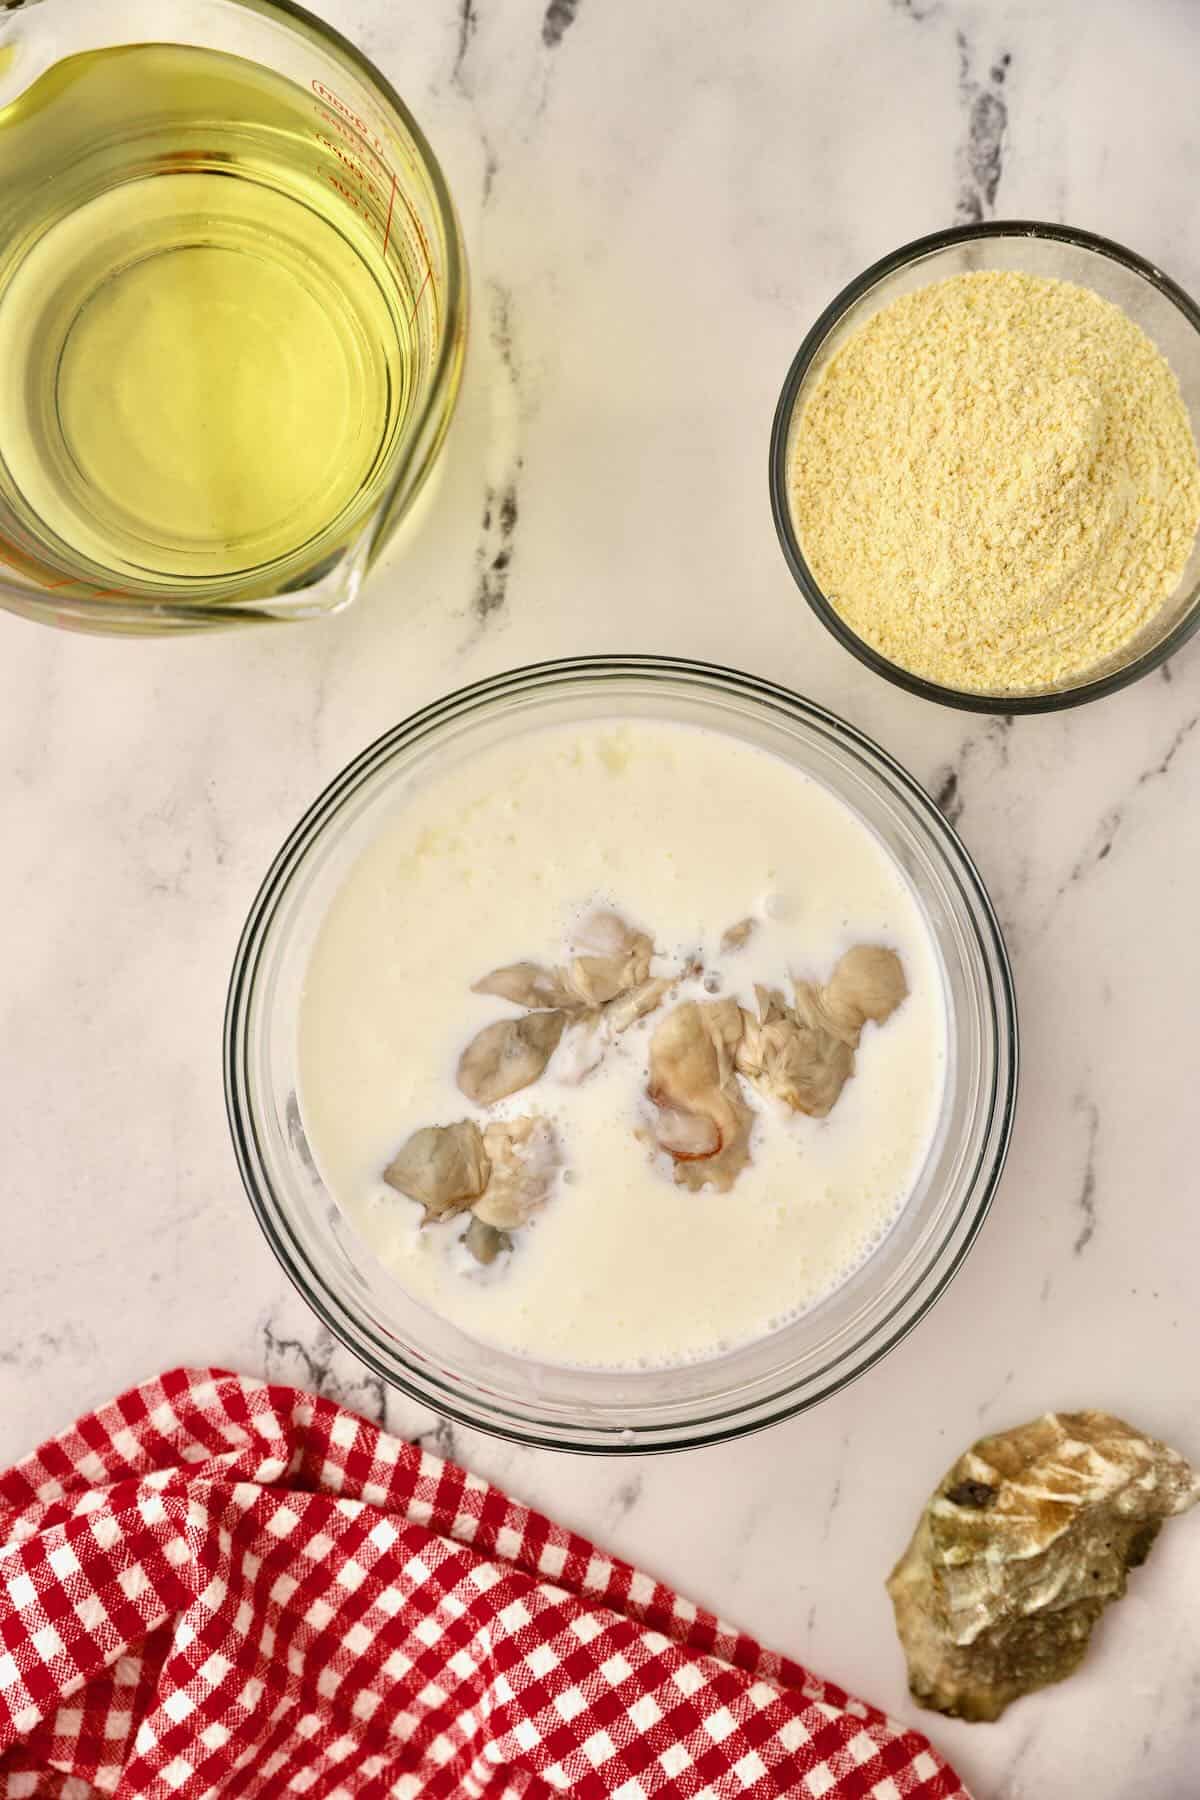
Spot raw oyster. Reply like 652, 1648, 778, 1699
476, 1115, 562, 1230
736, 984, 854, 1118
463, 1216, 510, 1266
468, 912, 665, 1097
887, 1411, 1200, 1722
822, 943, 908, 1035
646, 998, 753, 1192
457, 1010, 568, 1105
552, 1012, 609, 1086
736, 945, 906, 1118
383, 1121, 489, 1222
472, 910, 655, 1017
565, 909, 655, 1007
651, 1104, 720, 1160
551, 979, 676, 1091
384, 1114, 561, 1261
604, 976, 675, 1034
471, 962, 579, 1010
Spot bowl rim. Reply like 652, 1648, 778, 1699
224, 655, 1019, 1452
769, 218, 1200, 715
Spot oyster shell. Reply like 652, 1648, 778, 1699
887, 1411, 1200, 1722
383, 1121, 489, 1222
457, 1010, 568, 1105
646, 997, 753, 1192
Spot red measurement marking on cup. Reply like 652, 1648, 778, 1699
312, 80, 392, 199
382, 167, 397, 257
316, 134, 384, 203
1, 538, 138, 598
310, 78, 433, 297
407, 264, 431, 324
312, 79, 370, 134
0, 546, 71, 590
0, 545, 135, 601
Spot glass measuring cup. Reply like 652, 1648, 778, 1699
0, 0, 467, 634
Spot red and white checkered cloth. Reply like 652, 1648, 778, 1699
0, 1369, 969, 1800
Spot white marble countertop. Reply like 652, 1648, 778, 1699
4, 2, 1200, 1794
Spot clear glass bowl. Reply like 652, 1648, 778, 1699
225, 658, 1017, 1452
770, 221, 1200, 713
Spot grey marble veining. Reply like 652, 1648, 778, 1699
3, 3, 1200, 1797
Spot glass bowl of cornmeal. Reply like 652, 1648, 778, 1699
225, 657, 1017, 1450
771, 221, 1200, 712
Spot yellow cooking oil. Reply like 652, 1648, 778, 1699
0, 43, 416, 590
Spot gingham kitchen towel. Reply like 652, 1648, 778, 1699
0, 1369, 969, 1799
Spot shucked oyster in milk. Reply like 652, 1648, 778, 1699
297, 718, 948, 1369
388, 926, 909, 1226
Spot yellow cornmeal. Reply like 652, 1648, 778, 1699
790, 271, 1200, 694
